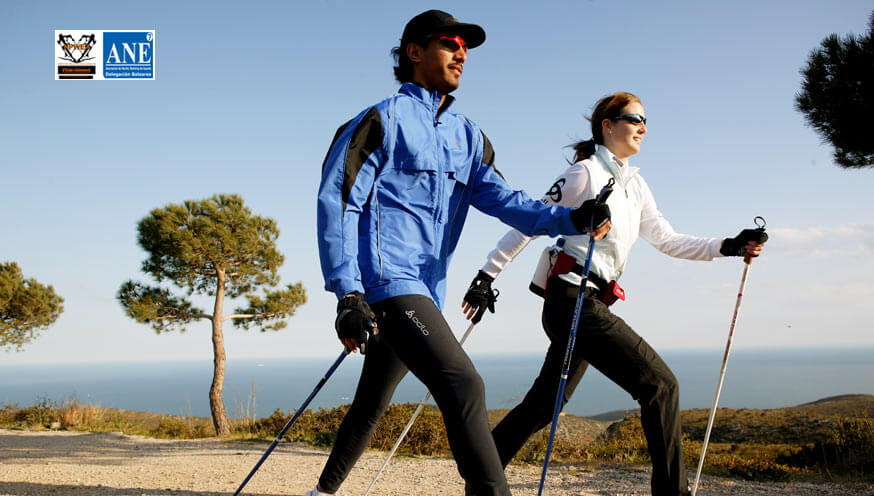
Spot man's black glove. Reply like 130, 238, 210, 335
335, 291, 377, 353
720, 228, 769, 257
463, 271, 498, 324
570, 198, 611, 234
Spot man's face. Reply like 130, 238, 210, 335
409, 34, 468, 94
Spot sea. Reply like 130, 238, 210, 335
1, 347, 872, 419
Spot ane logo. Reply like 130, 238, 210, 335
105, 35, 152, 64
404, 310, 430, 336
103, 31, 155, 79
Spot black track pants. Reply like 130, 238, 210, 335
491, 277, 690, 496
317, 294, 510, 496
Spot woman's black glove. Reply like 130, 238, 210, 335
720, 228, 769, 257
462, 271, 498, 324
570, 199, 611, 234
335, 291, 377, 353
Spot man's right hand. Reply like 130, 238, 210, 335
570, 198, 611, 240
335, 292, 377, 353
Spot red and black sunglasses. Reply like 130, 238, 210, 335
430, 34, 467, 52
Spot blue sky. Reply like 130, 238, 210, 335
2, 0, 873, 365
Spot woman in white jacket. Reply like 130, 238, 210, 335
462, 92, 767, 496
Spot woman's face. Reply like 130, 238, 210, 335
602, 101, 646, 161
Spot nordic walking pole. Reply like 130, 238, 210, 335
362, 321, 481, 496
691, 216, 767, 496
233, 348, 351, 496
538, 178, 614, 496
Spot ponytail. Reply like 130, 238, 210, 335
570, 139, 596, 163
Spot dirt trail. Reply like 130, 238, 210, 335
0, 429, 869, 495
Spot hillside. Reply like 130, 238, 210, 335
680, 394, 874, 445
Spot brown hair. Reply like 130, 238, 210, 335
570, 91, 642, 163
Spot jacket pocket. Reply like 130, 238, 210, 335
442, 169, 468, 224
381, 155, 439, 218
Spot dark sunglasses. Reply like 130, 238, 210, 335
431, 34, 467, 52
614, 113, 647, 125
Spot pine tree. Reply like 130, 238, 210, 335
118, 194, 306, 436
0, 262, 64, 351
795, 12, 874, 168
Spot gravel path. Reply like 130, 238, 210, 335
0, 429, 870, 495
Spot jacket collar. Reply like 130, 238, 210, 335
399, 82, 456, 116
595, 144, 640, 187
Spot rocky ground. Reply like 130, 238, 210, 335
1, 429, 871, 496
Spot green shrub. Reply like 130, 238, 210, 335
290, 406, 348, 445
249, 408, 291, 437
582, 415, 650, 464
779, 417, 874, 479
15, 398, 59, 427
0, 404, 20, 425
512, 428, 592, 464
150, 416, 212, 439
247, 406, 351, 446
396, 408, 449, 455
152, 418, 188, 438
830, 417, 874, 473
372, 404, 449, 456
704, 452, 801, 481
81, 411, 136, 434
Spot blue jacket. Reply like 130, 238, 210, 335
317, 83, 578, 309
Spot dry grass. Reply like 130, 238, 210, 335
58, 399, 103, 428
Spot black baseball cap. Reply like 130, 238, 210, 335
401, 10, 486, 49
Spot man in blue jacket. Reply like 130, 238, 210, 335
313, 10, 609, 496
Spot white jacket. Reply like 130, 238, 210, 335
480, 145, 724, 288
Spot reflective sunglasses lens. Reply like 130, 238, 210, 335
437, 35, 465, 51
618, 114, 645, 125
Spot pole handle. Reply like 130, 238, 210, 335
742, 216, 766, 265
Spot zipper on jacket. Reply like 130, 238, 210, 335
434, 106, 444, 224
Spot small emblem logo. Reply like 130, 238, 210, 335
405, 309, 430, 336
55, 31, 98, 79
544, 178, 566, 203
57, 33, 97, 63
